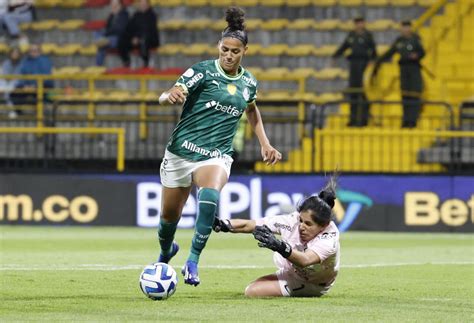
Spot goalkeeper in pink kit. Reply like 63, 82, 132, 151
213, 175, 340, 297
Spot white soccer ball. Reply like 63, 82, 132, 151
139, 262, 178, 300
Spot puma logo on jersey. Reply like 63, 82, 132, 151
211, 80, 220, 88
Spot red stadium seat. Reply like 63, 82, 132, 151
105, 67, 134, 74
133, 67, 161, 74
84, 0, 109, 8
157, 67, 185, 75
82, 20, 106, 31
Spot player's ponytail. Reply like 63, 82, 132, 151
297, 172, 338, 226
221, 7, 248, 46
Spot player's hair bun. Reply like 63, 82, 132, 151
225, 7, 245, 31
318, 190, 336, 209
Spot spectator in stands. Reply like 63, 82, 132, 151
332, 16, 377, 127
373, 20, 425, 128
11, 43, 53, 107
0, 47, 23, 118
2, 0, 35, 40
94, 0, 129, 66
118, 0, 159, 68
0, 0, 8, 40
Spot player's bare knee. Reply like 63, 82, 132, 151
244, 284, 257, 297
160, 211, 181, 223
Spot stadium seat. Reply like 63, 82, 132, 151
259, 44, 289, 56
314, 68, 344, 80
264, 67, 290, 78
290, 67, 316, 78
209, 20, 227, 31
82, 66, 107, 75
417, 0, 438, 7
287, 19, 316, 30
40, 43, 58, 55
84, 0, 108, 8
55, 44, 82, 56
208, 0, 233, 6
183, 19, 212, 30
29, 19, 59, 31
389, 0, 415, 6
78, 44, 98, 55
235, 0, 258, 6
365, 0, 389, 6
259, 0, 286, 6
246, 67, 263, 77
260, 19, 289, 31
156, 67, 185, 75
0, 43, 10, 54
82, 20, 106, 31
61, 0, 86, 8
339, 20, 353, 31
287, 0, 312, 6
310, 0, 337, 6
151, 0, 182, 7
313, 45, 337, 56
157, 44, 185, 55
183, 0, 209, 6
53, 66, 82, 75
367, 19, 395, 31
158, 20, 186, 30
286, 44, 315, 56
182, 43, 213, 56
314, 19, 341, 30
57, 19, 85, 31
245, 44, 263, 56
35, 0, 60, 8
232, 18, 260, 31
338, 0, 363, 6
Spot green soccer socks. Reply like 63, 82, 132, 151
158, 218, 179, 256
188, 188, 219, 263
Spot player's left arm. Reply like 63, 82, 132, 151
245, 101, 282, 165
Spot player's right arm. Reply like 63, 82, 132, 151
159, 62, 206, 105
159, 85, 187, 105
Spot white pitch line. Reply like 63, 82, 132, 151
0, 261, 473, 271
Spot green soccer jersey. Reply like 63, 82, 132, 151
166, 59, 258, 161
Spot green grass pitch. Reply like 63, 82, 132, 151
1, 226, 473, 322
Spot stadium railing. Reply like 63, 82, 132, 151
0, 127, 125, 172
2, 94, 473, 174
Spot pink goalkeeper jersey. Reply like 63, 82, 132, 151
256, 212, 340, 285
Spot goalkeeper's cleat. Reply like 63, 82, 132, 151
182, 260, 200, 286
158, 241, 179, 264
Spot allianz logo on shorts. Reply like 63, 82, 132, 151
205, 100, 242, 117
181, 140, 223, 158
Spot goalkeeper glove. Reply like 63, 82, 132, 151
212, 217, 233, 233
253, 225, 292, 258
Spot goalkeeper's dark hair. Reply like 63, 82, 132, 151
221, 7, 248, 46
296, 172, 338, 226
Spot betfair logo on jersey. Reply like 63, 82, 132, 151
227, 84, 237, 95
205, 100, 242, 117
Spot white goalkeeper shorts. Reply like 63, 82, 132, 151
160, 149, 233, 188
276, 269, 335, 297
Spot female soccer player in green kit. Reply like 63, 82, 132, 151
156, 7, 282, 286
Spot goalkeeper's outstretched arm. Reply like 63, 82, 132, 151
213, 217, 256, 233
